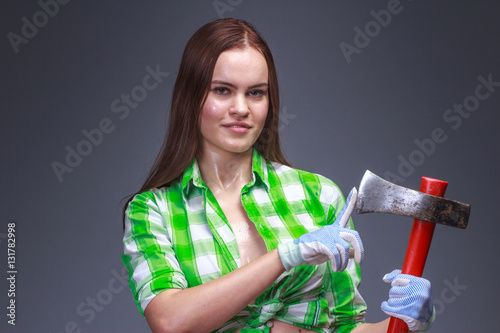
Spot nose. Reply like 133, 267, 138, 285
230, 93, 250, 117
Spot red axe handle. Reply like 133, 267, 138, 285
387, 177, 448, 333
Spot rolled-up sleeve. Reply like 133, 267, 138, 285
122, 191, 188, 315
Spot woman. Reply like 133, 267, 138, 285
122, 19, 434, 333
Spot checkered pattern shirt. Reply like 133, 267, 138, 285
122, 149, 366, 332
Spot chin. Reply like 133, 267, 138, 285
201, 137, 257, 156
220, 142, 255, 154
228, 146, 254, 155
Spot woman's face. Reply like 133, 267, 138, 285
199, 47, 269, 157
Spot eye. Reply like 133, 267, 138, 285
248, 89, 267, 97
213, 87, 230, 95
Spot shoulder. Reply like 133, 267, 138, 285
127, 184, 181, 216
268, 161, 344, 205
129, 186, 168, 205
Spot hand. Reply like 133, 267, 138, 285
278, 188, 364, 272
381, 269, 435, 332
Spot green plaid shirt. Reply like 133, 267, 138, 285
122, 149, 366, 332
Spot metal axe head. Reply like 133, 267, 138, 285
355, 170, 470, 229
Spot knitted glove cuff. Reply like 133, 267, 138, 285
277, 241, 301, 271
414, 306, 436, 333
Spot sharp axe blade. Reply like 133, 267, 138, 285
355, 170, 470, 229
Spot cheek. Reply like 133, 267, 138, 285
200, 100, 222, 126
255, 105, 269, 128
202, 95, 230, 116
202, 100, 216, 116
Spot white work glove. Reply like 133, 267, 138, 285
278, 188, 364, 272
381, 269, 435, 332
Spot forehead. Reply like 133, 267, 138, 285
212, 47, 268, 84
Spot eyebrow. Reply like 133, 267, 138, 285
211, 80, 268, 89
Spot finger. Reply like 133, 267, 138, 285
339, 230, 364, 264
386, 292, 413, 308
382, 269, 402, 283
391, 276, 411, 288
393, 276, 432, 299
388, 284, 411, 299
381, 300, 407, 314
335, 243, 349, 271
381, 300, 397, 313
335, 187, 357, 228
323, 243, 341, 272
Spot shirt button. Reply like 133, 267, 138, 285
266, 320, 274, 328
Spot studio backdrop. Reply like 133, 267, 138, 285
2, 1, 499, 332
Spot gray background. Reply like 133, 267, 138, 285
2, 1, 499, 332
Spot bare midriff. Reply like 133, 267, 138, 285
235, 319, 318, 332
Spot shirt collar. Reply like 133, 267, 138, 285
250, 148, 269, 191
181, 148, 270, 196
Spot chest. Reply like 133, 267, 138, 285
214, 191, 268, 266
167, 185, 318, 286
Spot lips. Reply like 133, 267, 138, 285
223, 122, 251, 128
222, 122, 251, 133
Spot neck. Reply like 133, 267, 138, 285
197, 148, 254, 193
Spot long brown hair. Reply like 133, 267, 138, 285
122, 18, 289, 224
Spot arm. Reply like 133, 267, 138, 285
145, 249, 285, 333
124, 188, 362, 333
123, 192, 286, 333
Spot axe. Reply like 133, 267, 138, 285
355, 170, 470, 333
